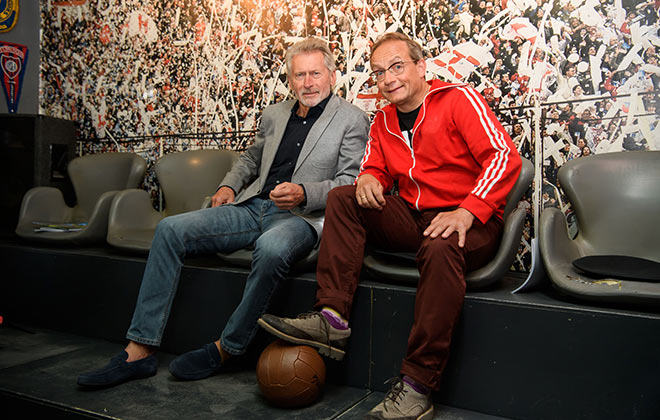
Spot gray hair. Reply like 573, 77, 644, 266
285, 37, 336, 74
370, 32, 424, 63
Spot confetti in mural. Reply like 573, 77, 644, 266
39, 0, 660, 272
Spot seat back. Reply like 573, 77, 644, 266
156, 149, 239, 216
68, 152, 147, 219
558, 150, 660, 260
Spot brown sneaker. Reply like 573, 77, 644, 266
364, 378, 434, 420
257, 311, 350, 360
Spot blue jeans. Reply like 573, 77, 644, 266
125, 198, 316, 355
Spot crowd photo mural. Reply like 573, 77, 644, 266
40, 0, 659, 272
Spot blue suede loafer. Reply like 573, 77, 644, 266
77, 351, 158, 388
169, 343, 224, 380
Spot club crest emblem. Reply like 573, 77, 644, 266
0, 0, 19, 33
0, 41, 28, 113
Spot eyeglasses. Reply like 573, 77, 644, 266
369, 61, 417, 82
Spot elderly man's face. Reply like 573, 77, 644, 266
370, 40, 428, 112
288, 51, 336, 111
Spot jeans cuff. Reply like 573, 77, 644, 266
219, 337, 246, 356
126, 333, 161, 347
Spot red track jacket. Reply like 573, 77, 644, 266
359, 80, 522, 223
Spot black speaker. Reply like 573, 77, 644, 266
0, 115, 76, 235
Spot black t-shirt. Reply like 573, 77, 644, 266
397, 105, 422, 147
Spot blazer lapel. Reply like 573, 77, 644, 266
294, 95, 340, 173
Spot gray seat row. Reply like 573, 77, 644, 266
17, 149, 657, 305
366, 151, 660, 306
15, 150, 237, 250
13, 151, 533, 289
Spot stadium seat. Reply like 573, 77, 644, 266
15, 152, 147, 245
362, 157, 534, 290
539, 151, 660, 305
106, 149, 238, 253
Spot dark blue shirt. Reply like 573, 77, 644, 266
259, 93, 332, 200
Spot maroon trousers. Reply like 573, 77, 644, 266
314, 185, 502, 389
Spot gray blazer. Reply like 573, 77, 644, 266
219, 94, 370, 239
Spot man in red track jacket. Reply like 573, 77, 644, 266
259, 32, 522, 420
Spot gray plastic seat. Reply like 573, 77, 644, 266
216, 244, 320, 274
106, 149, 238, 253
211, 189, 320, 273
362, 158, 534, 290
212, 198, 320, 273
15, 152, 147, 245
539, 151, 660, 305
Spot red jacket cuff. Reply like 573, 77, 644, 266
460, 194, 496, 224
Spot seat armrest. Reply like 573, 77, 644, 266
16, 187, 73, 227
108, 189, 162, 231
106, 189, 163, 251
466, 207, 527, 289
539, 208, 581, 269
75, 190, 121, 239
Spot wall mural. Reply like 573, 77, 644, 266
40, 0, 659, 272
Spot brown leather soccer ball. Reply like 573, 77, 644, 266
256, 340, 326, 408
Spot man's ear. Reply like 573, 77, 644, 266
416, 59, 427, 78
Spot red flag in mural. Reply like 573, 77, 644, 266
195, 17, 206, 43
501, 17, 538, 44
99, 23, 112, 45
0, 41, 28, 113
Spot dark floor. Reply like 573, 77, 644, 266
0, 324, 507, 420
